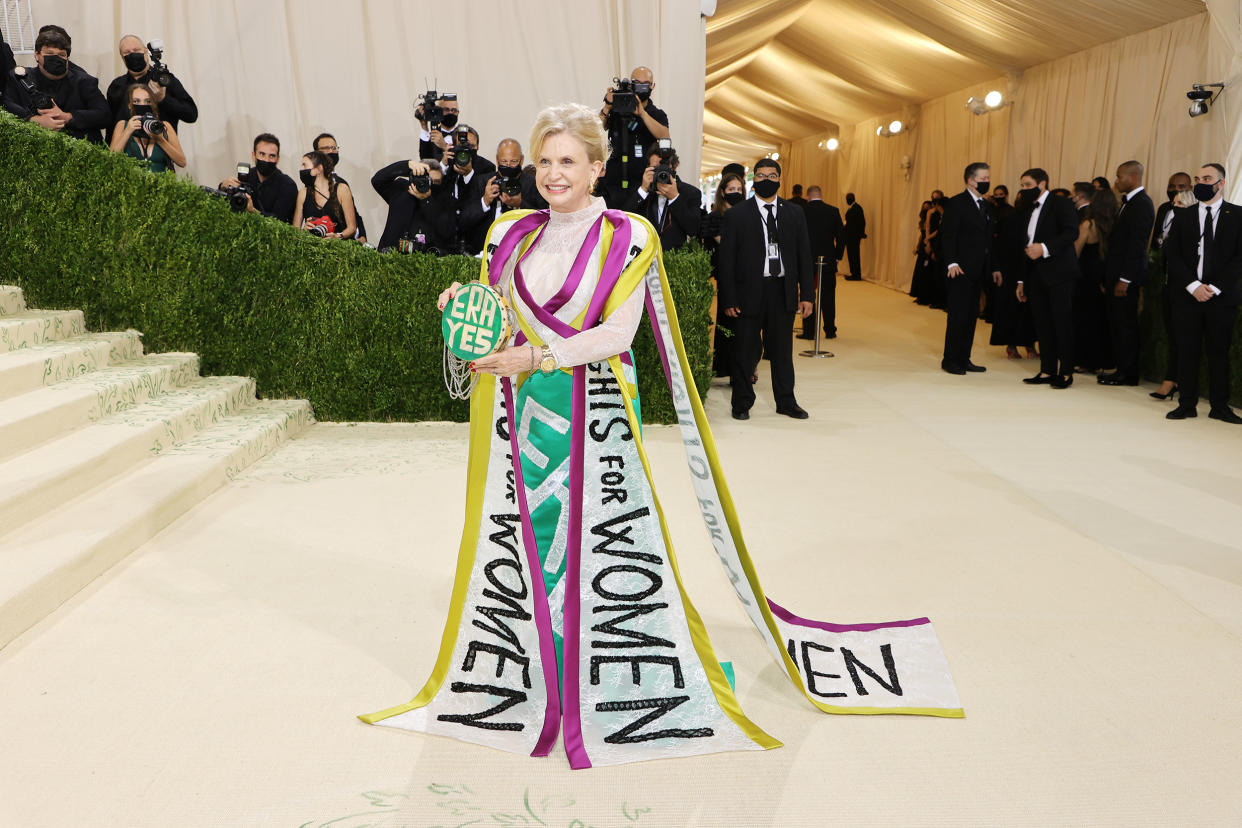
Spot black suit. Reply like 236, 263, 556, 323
940, 190, 996, 367
372, 160, 458, 254
1165, 201, 1242, 409
442, 160, 495, 255
622, 179, 703, 251
1104, 188, 1156, 378
843, 201, 866, 278
1018, 192, 1081, 377
1152, 199, 1179, 382
459, 171, 547, 255
718, 197, 814, 413
3, 64, 111, 143
799, 200, 845, 337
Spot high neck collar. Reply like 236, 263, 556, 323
547, 196, 606, 227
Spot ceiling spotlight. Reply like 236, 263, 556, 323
1187, 82, 1225, 118
984, 90, 1004, 108
889, 120, 903, 134
876, 125, 884, 136
826, 137, 839, 151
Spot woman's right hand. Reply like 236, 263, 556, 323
437, 282, 463, 311
126, 116, 142, 133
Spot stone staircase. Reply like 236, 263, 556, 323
0, 285, 314, 648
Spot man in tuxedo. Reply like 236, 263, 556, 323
940, 162, 1001, 374
439, 125, 495, 254
1149, 171, 1193, 399
1015, 168, 1081, 388
717, 159, 815, 420
798, 185, 845, 339
843, 193, 866, 280
1164, 164, 1242, 423
1098, 161, 1156, 386
460, 138, 547, 256
788, 185, 808, 209
622, 145, 703, 251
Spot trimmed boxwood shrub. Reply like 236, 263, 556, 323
0, 113, 714, 422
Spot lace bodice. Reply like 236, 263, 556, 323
495, 197, 647, 369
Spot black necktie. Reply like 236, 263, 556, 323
1203, 206, 1214, 278
766, 204, 780, 276
978, 198, 988, 218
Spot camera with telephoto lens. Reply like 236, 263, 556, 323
14, 68, 54, 111
610, 76, 651, 117
410, 173, 431, 195
653, 163, 675, 187
147, 40, 172, 87
139, 113, 166, 136
448, 127, 473, 168
417, 89, 443, 130
495, 170, 522, 198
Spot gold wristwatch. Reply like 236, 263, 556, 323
539, 345, 557, 374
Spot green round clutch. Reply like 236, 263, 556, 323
441, 282, 513, 360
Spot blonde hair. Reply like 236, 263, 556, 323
529, 103, 611, 166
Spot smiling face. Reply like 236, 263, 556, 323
535, 131, 602, 213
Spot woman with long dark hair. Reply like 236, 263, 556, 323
108, 83, 186, 172
292, 150, 357, 239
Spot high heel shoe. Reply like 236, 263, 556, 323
1150, 385, 1178, 401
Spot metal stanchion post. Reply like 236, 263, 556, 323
800, 256, 834, 358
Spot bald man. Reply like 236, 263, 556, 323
460, 138, 548, 253
1098, 160, 1156, 385
599, 65, 671, 208
106, 34, 197, 130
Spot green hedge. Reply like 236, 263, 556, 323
0, 113, 714, 422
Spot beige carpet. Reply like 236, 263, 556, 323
2, 281, 1240, 827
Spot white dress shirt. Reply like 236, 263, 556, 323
1188, 199, 1224, 297
636, 186, 677, 227
1017, 190, 1051, 283
755, 196, 785, 278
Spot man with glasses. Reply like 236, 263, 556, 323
598, 65, 670, 208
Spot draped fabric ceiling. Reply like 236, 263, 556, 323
703, 0, 1209, 175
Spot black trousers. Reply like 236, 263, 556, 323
1161, 285, 1180, 383
845, 238, 862, 278
1028, 279, 1075, 377
731, 277, 797, 413
942, 272, 982, 366
801, 260, 837, 337
1105, 285, 1142, 377
1173, 298, 1237, 408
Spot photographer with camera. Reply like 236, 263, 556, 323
414, 90, 462, 163
293, 151, 357, 240
459, 138, 547, 256
2, 27, 110, 143
217, 133, 298, 223
106, 36, 198, 133
108, 84, 186, 172
598, 66, 670, 208
313, 133, 368, 243
439, 124, 496, 254
372, 158, 457, 255
622, 144, 702, 251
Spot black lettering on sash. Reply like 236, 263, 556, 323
590, 401, 625, 411
590, 602, 674, 649
488, 513, 521, 558
592, 564, 661, 602
590, 508, 659, 563
590, 654, 684, 688
798, 640, 848, 698
596, 696, 713, 743
588, 375, 621, 397
601, 471, 624, 486
438, 682, 526, 731
484, 556, 527, 600
590, 416, 633, 443
496, 415, 509, 441
841, 645, 903, 697
462, 640, 531, 689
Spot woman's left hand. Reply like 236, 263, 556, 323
471, 344, 536, 378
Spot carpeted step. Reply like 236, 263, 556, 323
0, 286, 26, 316
0, 330, 145, 403
0, 353, 199, 463
0, 399, 315, 649
0, 309, 86, 353
0, 375, 256, 538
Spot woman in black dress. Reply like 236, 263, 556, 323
292, 151, 358, 239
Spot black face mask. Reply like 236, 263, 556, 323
1193, 182, 1218, 202
42, 54, 69, 77
975, 180, 990, 195
299, 169, 316, 188
132, 104, 152, 116
255, 159, 278, 177
1167, 189, 1179, 202
429, 180, 445, 195
440, 112, 459, 129
323, 152, 339, 168
753, 179, 780, 199
123, 52, 148, 73
1019, 186, 1040, 204
724, 191, 745, 206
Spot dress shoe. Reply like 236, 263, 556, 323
796, 333, 816, 340
1049, 374, 1073, 389
941, 361, 967, 375
1023, 374, 1053, 385
732, 409, 750, 421
1166, 405, 1197, 420
1150, 385, 1178, 400
1097, 372, 1139, 386
963, 361, 987, 373
1209, 407, 1242, 424
844, 275, 862, 281
775, 404, 809, 419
